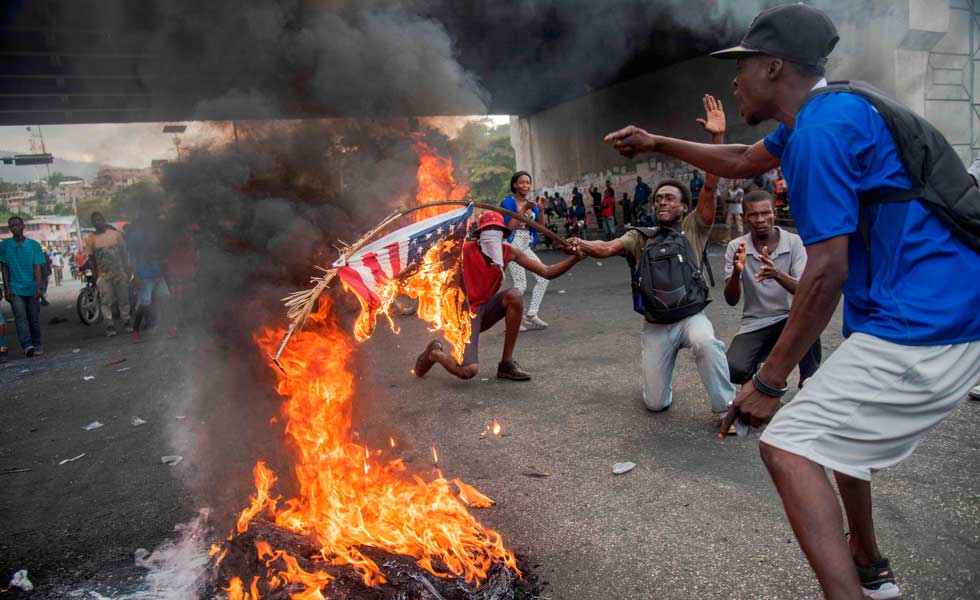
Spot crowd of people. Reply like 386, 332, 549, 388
0, 204, 195, 361
413, 5, 980, 599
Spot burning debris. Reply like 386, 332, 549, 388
207, 521, 517, 600
204, 296, 520, 598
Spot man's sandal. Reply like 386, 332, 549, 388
414, 340, 444, 378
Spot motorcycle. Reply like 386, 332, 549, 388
76, 262, 102, 325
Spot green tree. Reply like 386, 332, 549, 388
450, 120, 515, 203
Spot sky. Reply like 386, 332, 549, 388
0, 116, 511, 170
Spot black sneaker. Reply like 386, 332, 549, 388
496, 360, 531, 381
856, 557, 902, 599
24, 346, 35, 357
0, 348, 7, 363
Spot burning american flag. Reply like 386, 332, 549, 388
335, 204, 473, 311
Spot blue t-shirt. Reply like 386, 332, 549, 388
500, 195, 540, 245
764, 92, 980, 345
0, 237, 45, 296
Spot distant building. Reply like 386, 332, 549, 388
92, 167, 154, 191
55, 179, 85, 207
0, 215, 80, 249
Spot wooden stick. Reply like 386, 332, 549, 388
271, 200, 568, 368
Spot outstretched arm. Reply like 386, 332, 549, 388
511, 246, 584, 280
695, 94, 726, 227
572, 238, 627, 259
604, 125, 778, 179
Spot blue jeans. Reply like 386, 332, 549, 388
9, 294, 41, 352
603, 215, 616, 238
640, 311, 735, 414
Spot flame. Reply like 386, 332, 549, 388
229, 296, 518, 597
451, 478, 495, 508
412, 141, 468, 221
492, 419, 501, 436
347, 239, 472, 364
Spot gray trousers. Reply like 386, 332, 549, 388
640, 311, 735, 414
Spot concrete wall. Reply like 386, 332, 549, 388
513, 0, 975, 194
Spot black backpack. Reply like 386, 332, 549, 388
627, 227, 710, 324
806, 80, 980, 254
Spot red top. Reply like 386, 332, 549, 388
601, 196, 616, 217
462, 241, 512, 308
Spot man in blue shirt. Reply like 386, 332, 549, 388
604, 4, 980, 600
0, 216, 45, 356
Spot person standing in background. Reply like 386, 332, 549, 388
601, 187, 617, 240
0, 216, 45, 357
619, 191, 632, 225
51, 250, 64, 286
85, 211, 132, 337
500, 171, 551, 331
725, 183, 744, 241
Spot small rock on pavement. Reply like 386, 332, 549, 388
8, 569, 33, 591
82, 421, 104, 431
161, 455, 183, 466
612, 461, 636, 475
83, 375, 95, 381
131, 416, 147, 427
557, 290, 567, 294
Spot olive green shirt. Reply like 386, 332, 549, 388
617, 211, 712, 269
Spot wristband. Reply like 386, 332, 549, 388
752, 372, 788, 398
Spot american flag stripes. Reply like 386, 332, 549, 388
336, 205, 473, 310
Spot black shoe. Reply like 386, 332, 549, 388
414, 340, 443, 378
856, 557, 902, 599
24, 346, 35, 357
0, 348, 7, 363
496, 360, 531, 381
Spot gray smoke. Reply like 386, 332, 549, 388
152, 118, 454, 522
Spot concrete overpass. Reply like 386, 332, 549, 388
0, 0, 745, 125
512, 0, 979, 196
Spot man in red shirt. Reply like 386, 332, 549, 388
414, 211, 584, 381
600, 188, 617, 240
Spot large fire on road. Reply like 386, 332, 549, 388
215, 146, 519, 599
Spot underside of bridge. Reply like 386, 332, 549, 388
0, 0, 744, 126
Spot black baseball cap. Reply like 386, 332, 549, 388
711, 3, 839, 67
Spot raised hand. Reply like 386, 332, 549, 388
696, 94, 726, 136
603, 125, 656, 159
754, 245, 782, 282
732, 241, 747, 275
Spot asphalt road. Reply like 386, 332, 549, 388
2, 246, 979, 599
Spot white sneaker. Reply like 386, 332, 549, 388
522, 316, 546, 331
526, 314, 549, 328
970, 385, 980, 400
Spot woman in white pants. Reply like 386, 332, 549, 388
500, 171, 550, 330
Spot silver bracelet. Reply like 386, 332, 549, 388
752, 372, 788, 397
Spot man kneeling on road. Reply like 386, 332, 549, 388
414, 211, 584, 382
724, 190, 821, 388
573, 95, 735, 420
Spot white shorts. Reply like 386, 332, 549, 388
760, 333, 980, 481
